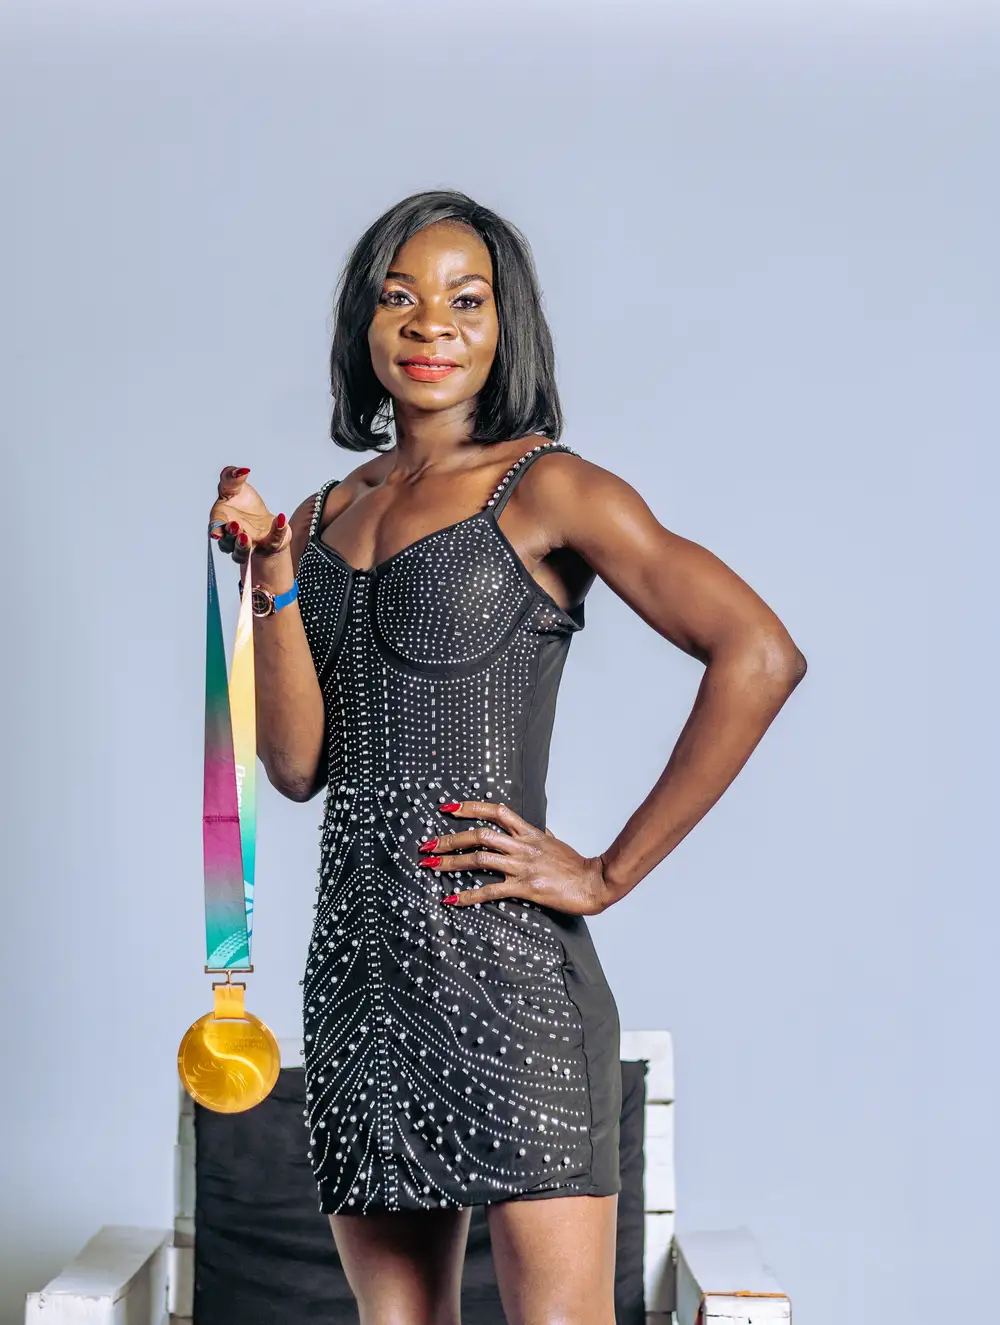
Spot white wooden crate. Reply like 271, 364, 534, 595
25, 1029, 790, 1324
620, 1029, 676, 1315
23, 1227, 170, 1325
676, 1229, 791, 1324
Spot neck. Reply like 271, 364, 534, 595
389, 400, 481, 475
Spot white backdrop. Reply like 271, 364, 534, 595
2, 3, 996, 1322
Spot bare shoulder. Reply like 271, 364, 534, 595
519, 447, 658, 541
529, 448, 638, 500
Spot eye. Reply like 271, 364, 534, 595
453, 294, 485, 310
379, 289, 413, 308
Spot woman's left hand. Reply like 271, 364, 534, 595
418, 800, 617, 916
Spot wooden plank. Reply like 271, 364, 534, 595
173, 1086, 195, 1238
644, 1212, 675, 1313
166, 1246, 193, 1321
620, 1030, 674, 1102
696, 1298, 791, 1322
643, 1107, 676, 1214
24, 1226, 170, 1325
175, 1088, 194, 1134
172, 1146, 195, 1223
675, 1229, 790, 1325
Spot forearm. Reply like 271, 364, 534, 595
241, 549, 326, 801
599, 637, 807, 901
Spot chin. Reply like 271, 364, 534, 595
393, 381, 471, 411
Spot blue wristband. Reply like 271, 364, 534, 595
239, 578, 299, 615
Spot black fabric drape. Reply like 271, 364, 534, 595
193, 1060, 648, 1324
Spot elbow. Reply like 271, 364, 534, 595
728, 630, 807, 692
263, 757, 324, 803
276, 778, 317, 804
764, 635, 808, 691
779, 642, 808, 687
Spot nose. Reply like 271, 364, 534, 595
401, 297, 458, 343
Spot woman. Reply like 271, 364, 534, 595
208, 189, 806, 1325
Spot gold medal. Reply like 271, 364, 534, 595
177, 980, 281, 1113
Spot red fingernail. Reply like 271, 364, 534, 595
232, 467, 250, 477
237, 532, 249, 547
276, 512, 287, 529
440, 802, 462, 813
210, 529, 222, 540
418, 838, 439, 853
418, 856, 442, 868
442, 894, 459, 905
227, 521, 240, 534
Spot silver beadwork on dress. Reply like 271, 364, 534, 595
295, 440, 620, 1213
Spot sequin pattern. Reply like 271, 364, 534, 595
295, 442, 620, 1213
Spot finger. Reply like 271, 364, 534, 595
440, 799, 530, 836
217, 465, 251, 500
418, 825, 514, 856
215, 519, 240, 554
232, 529, 252, 566
443, 879, 528, 908
419, 849, 523, 875
208, 504, 231, 538
256, 511, 292, 555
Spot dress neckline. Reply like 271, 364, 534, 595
308, 508, 583, 633
311, 508, 488, 577
311, 439, 569, 577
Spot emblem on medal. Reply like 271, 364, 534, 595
177, 978, 280, 1113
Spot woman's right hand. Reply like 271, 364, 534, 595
209, 466, 291, 566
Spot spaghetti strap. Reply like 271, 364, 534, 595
487, 440, 577, 517
309, 477, 341, 538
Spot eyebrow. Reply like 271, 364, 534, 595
385, 270, 493, 289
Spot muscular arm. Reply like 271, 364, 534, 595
529, 454, 808, 902
240, 495, 328, 803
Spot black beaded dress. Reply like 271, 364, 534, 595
296, 440, 621, 1215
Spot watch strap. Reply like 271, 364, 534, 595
271, 580, 298, 612
239, 578, 299, 613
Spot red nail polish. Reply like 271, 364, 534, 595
418, 838, 439, 853
237, 532, 249, 547
419, 856, 442, 868
227, 521, 240, 534
276, 512, 287, 528
442, 894, 459, 905
232, 467, 251, 477
440, 802, 462, 813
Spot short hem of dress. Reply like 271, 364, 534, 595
488, 1180, 621, 1205
318, 1180, 621, 1216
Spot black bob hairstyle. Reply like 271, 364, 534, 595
329, 189, 563, 452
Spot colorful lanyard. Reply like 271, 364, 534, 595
203, 537, 257, 971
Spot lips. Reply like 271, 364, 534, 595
399, 357, 460, 382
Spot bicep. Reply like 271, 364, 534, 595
555, 463, 795, 664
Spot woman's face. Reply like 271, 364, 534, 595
368, 221, 499, 417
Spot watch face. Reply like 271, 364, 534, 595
251, 587, 274, 618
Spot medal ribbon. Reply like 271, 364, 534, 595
203, 535, 257, 969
